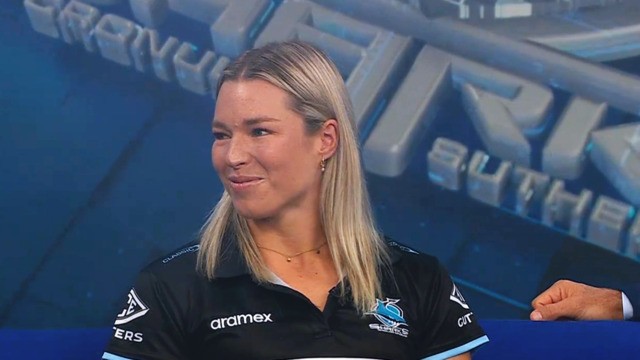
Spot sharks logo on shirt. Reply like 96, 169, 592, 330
366, 298, 409, 337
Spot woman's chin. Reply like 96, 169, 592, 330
233, 206, 272, 221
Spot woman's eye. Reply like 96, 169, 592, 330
213, 132, 229, 140
252, 128, 270, 136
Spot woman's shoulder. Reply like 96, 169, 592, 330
383, 238, 460, 304
386, 238, 440, 268
137, 241, 203, 285
384, 238, 449, 283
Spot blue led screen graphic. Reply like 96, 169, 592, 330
2, 0, 640, 328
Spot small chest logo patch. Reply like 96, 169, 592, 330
366, 298, 409, 338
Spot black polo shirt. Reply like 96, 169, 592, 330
103, 238, 488, 360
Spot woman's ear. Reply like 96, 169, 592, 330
319, 119, 338, 159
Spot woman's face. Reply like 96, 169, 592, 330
211, 79, 330, 221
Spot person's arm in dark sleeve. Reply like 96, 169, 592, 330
417, 262, 488, 360
102, 270, 189, 360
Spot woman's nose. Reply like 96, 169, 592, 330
226, 136, 249, 168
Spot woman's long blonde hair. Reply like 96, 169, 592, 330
197, 41, 390, 313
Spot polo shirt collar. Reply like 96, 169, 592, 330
214, 232, 250, 278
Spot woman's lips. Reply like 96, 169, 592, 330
228, 175, 263, 191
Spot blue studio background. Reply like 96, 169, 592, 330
2, 0, 640, 358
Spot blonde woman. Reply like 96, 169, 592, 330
103, 41, 488, 360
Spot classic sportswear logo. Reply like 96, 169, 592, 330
387, 241, 419, 254
210, 313, 273, 330
115, 288, 150, 325
450, 283, 470, 310
162, 245, 200, 263
366, 298, 409, 337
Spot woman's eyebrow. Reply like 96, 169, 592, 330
211, 120, 229, 130
212, 117, 280, 129
244, 117, 280, 126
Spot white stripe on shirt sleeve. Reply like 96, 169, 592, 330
422, 335, 489, 360
102, 352, 138, 360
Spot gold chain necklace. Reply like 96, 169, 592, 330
257, 242, 327, 262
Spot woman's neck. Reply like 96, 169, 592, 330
248, 211, 326, 253
249, 211, 339, 311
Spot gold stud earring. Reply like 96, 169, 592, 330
320, 157, 326, 172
